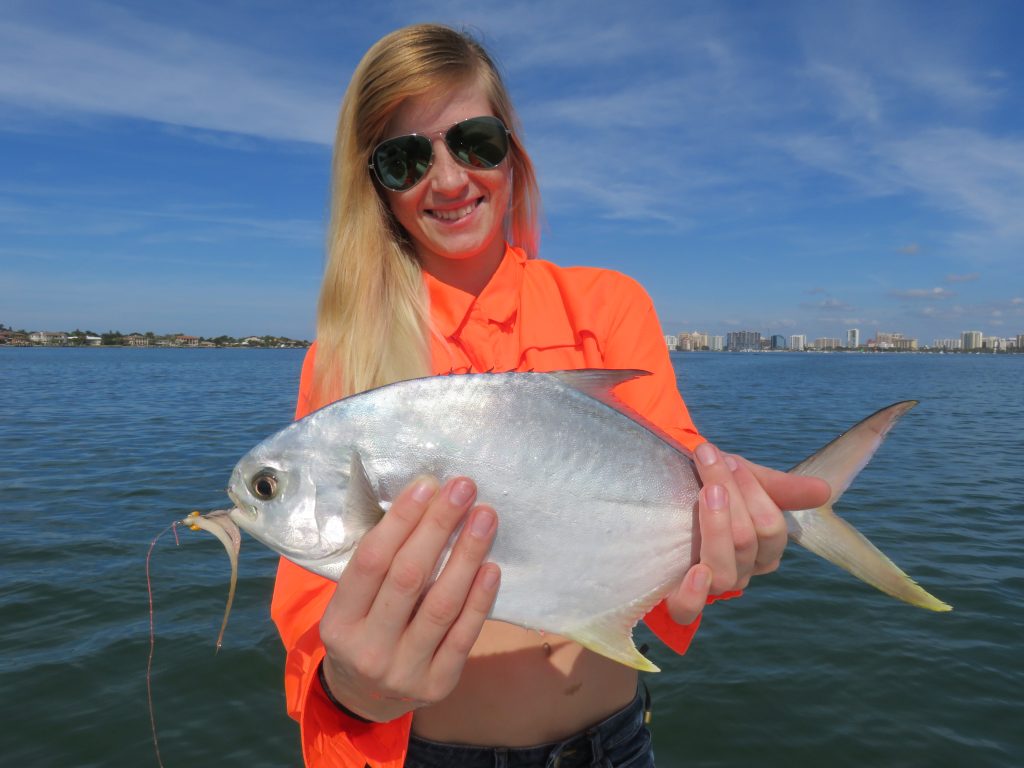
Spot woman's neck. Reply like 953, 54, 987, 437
419, 239, 506, 297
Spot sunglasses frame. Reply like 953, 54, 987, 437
368, 115, 512, 192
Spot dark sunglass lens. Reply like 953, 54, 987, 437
446, 117, 508, 169
373, 135, 432, 190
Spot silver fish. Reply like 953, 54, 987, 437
210, 370, 950, 671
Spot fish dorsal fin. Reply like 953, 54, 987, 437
565, 583, 672, 672
345, 451, 387, 537
547, 368, 651, 399
548, 369, 697, 460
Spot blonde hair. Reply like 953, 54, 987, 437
311, 24, 541, 407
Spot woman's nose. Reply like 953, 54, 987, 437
426, 139, 469, 193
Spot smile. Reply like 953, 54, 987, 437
427, 198, 481, 222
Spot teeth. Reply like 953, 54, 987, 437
430, 202, 477, 221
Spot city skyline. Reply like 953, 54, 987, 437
2, 2, 1023, 341
664, 327, 1023, 352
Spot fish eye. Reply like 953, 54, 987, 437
251, 470, 279, 500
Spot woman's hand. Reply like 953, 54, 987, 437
318, 476, 499, 723
666, 443, 831, 625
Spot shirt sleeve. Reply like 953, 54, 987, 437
597, 277, 741, 655
269, 344, 411, 768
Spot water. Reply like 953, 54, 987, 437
1, 348, 1021, 767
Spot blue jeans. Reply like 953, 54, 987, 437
404, 685, 655, 767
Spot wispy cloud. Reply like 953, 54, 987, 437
801, 297, 854, 312
891, 287, 955, 299
945, 273, 979, 283
0, 10, 338, 144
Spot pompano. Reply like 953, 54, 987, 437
204, 370, 950, 671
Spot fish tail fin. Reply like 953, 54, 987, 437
785, 401, 952, 612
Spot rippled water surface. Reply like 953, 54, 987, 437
2, 348, 1021, 767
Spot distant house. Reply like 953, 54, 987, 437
241, 336, 263, 346
126, 334, 150, 347
29, 331, 68, 345
86, 335, 103, 346
174, 335, 200, 347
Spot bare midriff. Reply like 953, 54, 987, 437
411, 619, 639, 747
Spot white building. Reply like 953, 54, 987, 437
961, 331, 983, 351
709, 335, 724, 351
847, 328, 860, 348
790, 335, 806, 351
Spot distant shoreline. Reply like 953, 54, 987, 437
3, 345, 1019, 355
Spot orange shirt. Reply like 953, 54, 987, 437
273, 244, 734, 767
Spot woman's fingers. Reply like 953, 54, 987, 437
428, 561, 501, 687
726, 455, 788, 574
403, 504, 498, 664
694, 442, 756, 590
665, 564, 713, 626
327, 475, 439, 627
364, 477, 478, 646
741, 458, 831, 512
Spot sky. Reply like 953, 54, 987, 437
2, 0, 1022, 343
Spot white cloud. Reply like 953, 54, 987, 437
0, 12, 338, 144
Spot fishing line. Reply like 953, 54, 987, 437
146, 521, 180, 768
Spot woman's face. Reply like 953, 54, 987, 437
381, 80, 512, 283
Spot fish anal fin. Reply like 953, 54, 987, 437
346, 451, 386, 537
565, 586, 671, 673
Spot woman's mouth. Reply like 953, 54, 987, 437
426, 198, 482, 222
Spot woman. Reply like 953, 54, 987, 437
272, 23, 829, 768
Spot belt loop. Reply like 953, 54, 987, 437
587, 727, 613, 768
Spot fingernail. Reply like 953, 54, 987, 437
696, 443, 717, 466
411, 477, 436, 503
449, 479, 474, 506
706, 484, 726, 511
481, 566, 500, 590
724, 454, 739, 471
469, 507, 495, 538
691, 568, 710, 591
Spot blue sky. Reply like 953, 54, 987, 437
2, 0, 1022, 342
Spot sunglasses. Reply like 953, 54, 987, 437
368, 115, 511, 192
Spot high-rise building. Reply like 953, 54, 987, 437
962, 331, 983, 351
790, 334, 806, 351
770, 334, 787, 350
726, 330, 761, 351
847, 328, 860, 348
710, 335, 724, 351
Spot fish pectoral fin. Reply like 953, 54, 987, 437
345, 451, 387, 537
566, 590, 667, 673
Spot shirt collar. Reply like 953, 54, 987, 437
424, 244, 526, 340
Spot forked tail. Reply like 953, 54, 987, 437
784, 401, 952, 612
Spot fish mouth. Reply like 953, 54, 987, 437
225, 488, 257, 524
